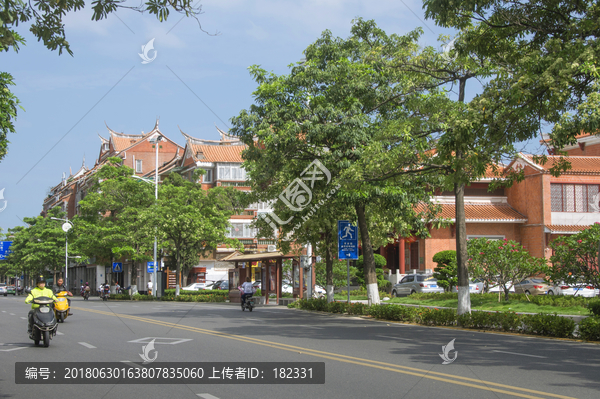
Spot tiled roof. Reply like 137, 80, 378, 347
111, 133, 143, 152
520, 154, 600, 174
191, 143, 245, 163
545, 225, 592, 234
419, 203, 527, 222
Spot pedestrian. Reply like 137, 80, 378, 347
147, 280, 152, 296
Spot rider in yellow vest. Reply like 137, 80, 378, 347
25, 276, 57, 334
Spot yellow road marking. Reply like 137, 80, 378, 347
74, 306, 576, 399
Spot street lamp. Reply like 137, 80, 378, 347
50, 217, 74, 290
132, 134, 163, 298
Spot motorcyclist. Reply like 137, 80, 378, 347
240, 277, 255, 307
53, 277, 73, 315
25, 277, 58, 334
102, 283, 110, 299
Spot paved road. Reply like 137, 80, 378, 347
1, 295, 599, 398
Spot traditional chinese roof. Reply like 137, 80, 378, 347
544, 225, 592, 234
105, 122, 144, 152
180, 128, 246, 163
513, 153, 600, 175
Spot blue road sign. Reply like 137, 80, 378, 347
147, 262, 155, 273
338, 221, 358, 260
112, 262, 123, 273
0, 241, 13, 260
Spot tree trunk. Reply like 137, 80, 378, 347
325, 228, 334, 303
175, 250, 181, 296
455, 180, 471, 315
355, 203, 380, 305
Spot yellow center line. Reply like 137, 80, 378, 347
74, 306, 576, 399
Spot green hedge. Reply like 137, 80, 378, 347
578, 316, 600, 341
132, 294, 154, 301
108, 294, 131, 300
290, 300, 594, 340
587, 300, 600, 316
410, 292, 596, 308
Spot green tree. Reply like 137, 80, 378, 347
314, 259, 358, 291
0, 72, 21, 161
6, 208, 69, 279
467, 238, 548, 301
432, 250, 457, 292
73, 157, 155, 286
0, 0, 205, 162
549, 223, 600, 291
144, 173, 241, 293
423, 0, 600, 175
230, 19, 443, 305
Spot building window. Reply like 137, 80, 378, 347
103, 143, 109, 151
227, 223, 256, 238
202, 169, 213, 183
218, 164, 246, 181
135, 159, 143, 173
551, 184, 600, 212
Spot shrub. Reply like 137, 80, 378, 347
108, 294, 131, 300
587, 300, 600, 316
347, 302, 368, 315
578, 316, 600, 341
521, 313, 575, 338
132, 294, 154, 301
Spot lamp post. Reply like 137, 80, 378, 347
50, 217, 75, 289
133, 135, 163, 298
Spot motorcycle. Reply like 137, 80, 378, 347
28, 296, 58, 347
241, 294, 254, 312
101, 288, 110, 301
81, 286, 90, 300
54, 291, 70, 323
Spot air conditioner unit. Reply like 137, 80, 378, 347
267, 245, 276, 252
425, 269, 432, 274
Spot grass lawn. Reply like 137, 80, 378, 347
384, 295, 592, 316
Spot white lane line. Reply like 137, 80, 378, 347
20, 317, 27, 320
78, 342, 96, 349
197, 394, 220, 399
56, 331, 64, 335
244, 318, 261, 322
1, 311, 5, 313
492, 350, 546, 359
0, 347, 27, 352
9, 313, 15, 315
376, 335, 412, 341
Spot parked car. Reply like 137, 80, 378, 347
252, 280, 262, 289
314, 285, 326, 295
4, 285, 16, 296
487, 281, 516, 293
547, 281, 599, 297
451, 279, 484, 294
213, 281, 229, 290
181, 282, 209, 291
392, 275, 444, 297
281, 283, 293, 294
514, 278, 548, 295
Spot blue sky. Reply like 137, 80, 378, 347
0, 0, 544, 232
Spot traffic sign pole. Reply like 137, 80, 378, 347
347, 259, 350, 304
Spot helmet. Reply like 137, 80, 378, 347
85, 282, 89, 285
36, 276, 46, 284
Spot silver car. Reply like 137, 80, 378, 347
451, 279, 484, 294
392, 275, 444, 297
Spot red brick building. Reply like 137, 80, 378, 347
381, 135, 600, 283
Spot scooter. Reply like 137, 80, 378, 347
54, 291, 70, 323
81, 286, 90, 300
241, 294, 254, 312
28, 297, 58, 347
